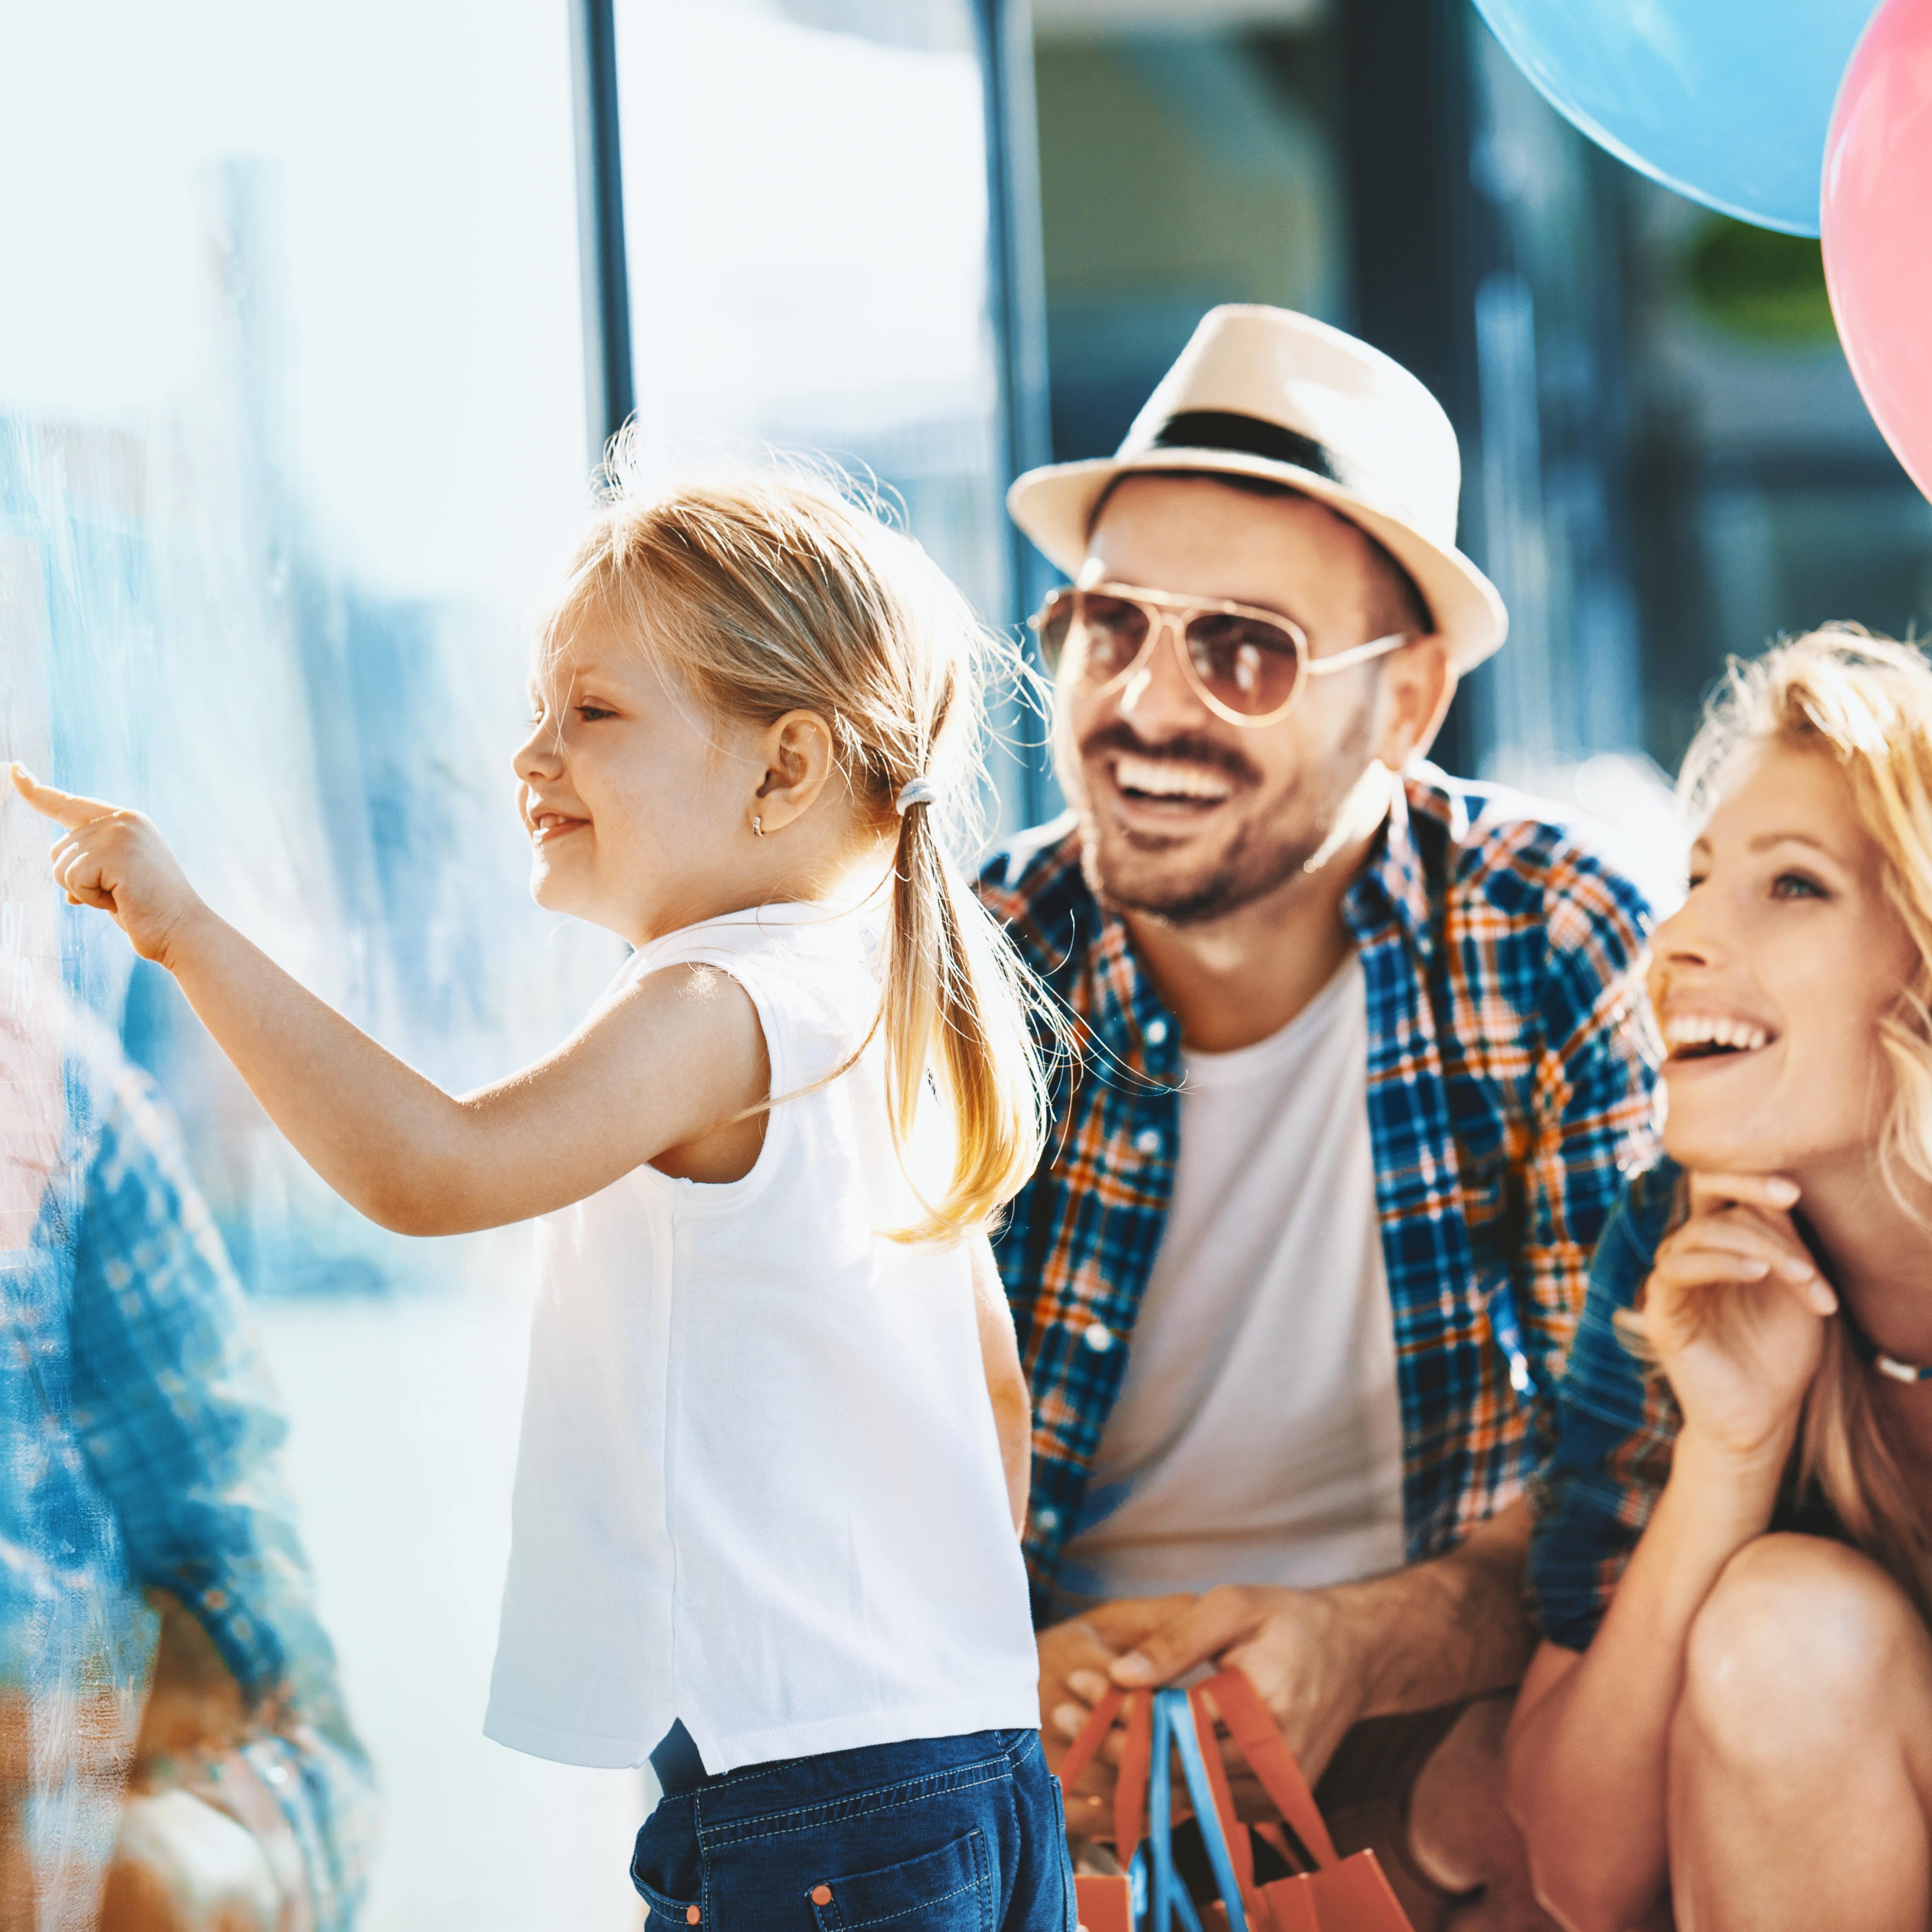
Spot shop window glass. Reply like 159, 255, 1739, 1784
0, 5, 644, 1924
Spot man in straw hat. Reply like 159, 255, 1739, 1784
978, 306, 1658, 1926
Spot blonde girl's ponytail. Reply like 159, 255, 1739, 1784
541, 442, 1060, 1243
881, 770, 1054, 1241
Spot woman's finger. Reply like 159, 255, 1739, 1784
1652, 1248, 1774, 1287
1685, 1170, 1801, 1217
1777, 1267, 1839, 1318
1659, 1215, 1817, 1282
1652, 1247, 1837, 1318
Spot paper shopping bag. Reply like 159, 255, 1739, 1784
1058, 1670, 1414, 1932
1190, 1669, 1413, 1932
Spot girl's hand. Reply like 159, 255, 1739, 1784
10, 765, 206, 967
1636, 1170, 1836, 1467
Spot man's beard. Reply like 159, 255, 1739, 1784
1082, 809, 1319, 927
1071, 717, 1368, 929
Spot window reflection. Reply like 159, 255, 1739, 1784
0, 4, 637, 1925
613, 0, 1021, 780
2, 1, 1024, 1923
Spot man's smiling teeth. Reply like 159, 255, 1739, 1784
1664, 1014, 1771, 1054
1113, 754, 1233, 802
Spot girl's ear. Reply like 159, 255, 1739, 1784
750, 711, 838, 834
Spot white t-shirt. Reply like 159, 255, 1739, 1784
484, 902, 1039, 1774
1055, 956, 1405, 1606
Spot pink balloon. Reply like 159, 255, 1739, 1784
1823, 0, 1932, 503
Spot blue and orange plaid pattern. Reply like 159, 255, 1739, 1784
978, 763, 1662, 1620
1527, 1157, 1688, 1650
2, 1024, 376, 1924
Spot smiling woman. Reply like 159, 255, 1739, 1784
1505, 628, 1932, 1932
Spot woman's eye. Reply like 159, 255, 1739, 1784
1771, 870, 1828, 900
575, 704, 616, 723
1685, 872, 1707, 891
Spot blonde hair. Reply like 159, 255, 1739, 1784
1679, 626, 1932, 1612
540, 441, 1053, 1245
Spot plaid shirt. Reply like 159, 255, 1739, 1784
1525, 1156, 1684, 1651
1, 1024, 375, 1924
977, 763, 1661, 1620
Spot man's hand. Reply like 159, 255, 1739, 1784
1040, 1596, 1194, 1827
1109, 1585, 1371, 1790
1092, 1504, 1537, 1810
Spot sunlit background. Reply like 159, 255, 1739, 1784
2, 0, 1928, 1925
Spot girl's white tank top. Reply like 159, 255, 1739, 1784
482, 900, 1040, 1774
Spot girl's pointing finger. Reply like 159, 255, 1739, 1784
10, 764, 119, 832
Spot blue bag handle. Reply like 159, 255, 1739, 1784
1146, 1686, 1247, 1932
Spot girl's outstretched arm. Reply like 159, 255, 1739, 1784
11, 767, 768, 1235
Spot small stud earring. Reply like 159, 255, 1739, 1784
752, 815, 764, 838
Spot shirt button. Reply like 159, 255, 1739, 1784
1145, 1018, 1168, 1046
1083, 1322, 1115, 1352
1035, 1506, 1060, 1534
1134, 1128, 1162, 1155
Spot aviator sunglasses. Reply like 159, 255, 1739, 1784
1031, 582, 1410, 728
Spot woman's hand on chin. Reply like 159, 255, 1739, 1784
1634, 1169, 1839, 1470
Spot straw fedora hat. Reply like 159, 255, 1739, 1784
1008, 305, 1507, 672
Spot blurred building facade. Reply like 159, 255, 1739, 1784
1026, 0, 1932, 783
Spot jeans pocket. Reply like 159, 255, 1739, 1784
634, 1879, 701, 1930
631, 1798, 703, 1926
807, 1828, 994, 1931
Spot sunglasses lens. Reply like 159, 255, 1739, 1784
1034, 590, 1077, 669
1037, 590, 1152, 687
1068, 592, 1151, 686
1184, 611, 1304, 717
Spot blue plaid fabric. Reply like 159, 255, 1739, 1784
977, 764, 1662, 1619
1527, 1157, 1687, 1651
0, 1022, 375, 1923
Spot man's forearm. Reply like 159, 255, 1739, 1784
1335, 1495, 1536, 1718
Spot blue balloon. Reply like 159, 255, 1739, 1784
1470, 0, 1881, 236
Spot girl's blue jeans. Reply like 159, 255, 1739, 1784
630, 1725, 1077, 1931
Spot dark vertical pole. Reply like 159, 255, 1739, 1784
1338, 0, 1493, 775
570, 0, 636, 466
973, 0, 1059, 822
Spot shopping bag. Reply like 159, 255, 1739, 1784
1058, 1669, 1414, 1932
1061, 1679, 1150, 1932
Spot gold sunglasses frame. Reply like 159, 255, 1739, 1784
1031, 581, 1410, 729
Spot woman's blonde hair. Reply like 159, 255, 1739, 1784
542, 440, 1055, 1244
1679, 626, 1932, 1610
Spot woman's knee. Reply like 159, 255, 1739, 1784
1678, 1534, 1925, 1760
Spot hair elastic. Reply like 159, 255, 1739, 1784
895, 776, 937, 815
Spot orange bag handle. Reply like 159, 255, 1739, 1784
1200, 1667, 1339, 1870
1063, 1668, 1342, 1885
1057, 1686, 1153, 1867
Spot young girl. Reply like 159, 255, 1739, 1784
12, 456, 1077, 1930
1507, 631, 1932, 1932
